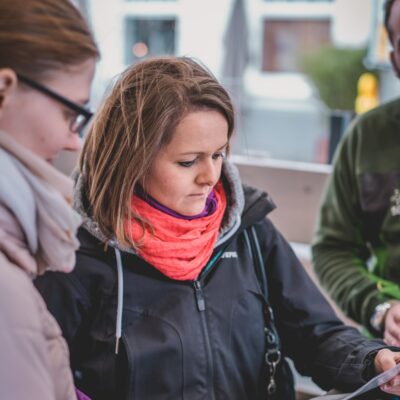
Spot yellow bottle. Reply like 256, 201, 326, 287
355, 72, 379, 114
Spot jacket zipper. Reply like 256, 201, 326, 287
193, 280, 216, 400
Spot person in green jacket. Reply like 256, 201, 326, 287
312, 0, 400, 346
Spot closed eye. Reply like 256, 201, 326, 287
178, 159, 197, 167
178, 151, 226, 168
212, 151, 226, 160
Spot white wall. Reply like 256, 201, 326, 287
331, 0, 372, 47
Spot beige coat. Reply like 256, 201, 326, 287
0, 131, 81, 400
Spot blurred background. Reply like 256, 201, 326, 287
74, 0, 395, 163
63, 0, 396, 247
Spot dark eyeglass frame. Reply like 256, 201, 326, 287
17, 74, 93, 136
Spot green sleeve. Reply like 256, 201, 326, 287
312, 120, 389, 331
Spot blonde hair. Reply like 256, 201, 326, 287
81, 56, 235, 247
0, 0, 99, 79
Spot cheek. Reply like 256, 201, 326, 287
38, 132, 49, 144
147, 168, 188, 201
26, 120, 54, 154
37, 131, 58, 150
30, 106, 63, 140
157, 175, 184, 197
35, 126, 71, 158
147, 169, 170, 196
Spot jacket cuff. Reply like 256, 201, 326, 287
362, 346, 400, 382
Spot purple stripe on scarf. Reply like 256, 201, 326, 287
75, 388, 91, 400
135, 185, 217, 220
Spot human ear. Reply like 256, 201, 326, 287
0, 68, 18, 112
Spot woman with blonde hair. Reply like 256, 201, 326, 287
37, 56, 400, 399
0, 0, 99, 398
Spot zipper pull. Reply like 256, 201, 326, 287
193, 280, 206, 311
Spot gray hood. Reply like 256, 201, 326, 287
73, 160, 245, 252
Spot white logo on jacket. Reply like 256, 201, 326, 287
221, 251, 238, 259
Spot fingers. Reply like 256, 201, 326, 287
381, 376, 400, 395
375, 349, 400, 394
374, 349, 397, 374
384, 304, 400, 346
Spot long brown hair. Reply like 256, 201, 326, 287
0, 0, 99, 79
81, 56, 235, 247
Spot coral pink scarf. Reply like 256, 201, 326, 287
125, 181, 226, 280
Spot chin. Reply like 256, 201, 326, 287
184, 207, 206, 216
186, 211, 203, 217
177, 199, 207, 217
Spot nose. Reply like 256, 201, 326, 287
196, 159, 220, 187
64, 133, 82, 152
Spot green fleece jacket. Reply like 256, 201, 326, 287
312, 97, 400, 334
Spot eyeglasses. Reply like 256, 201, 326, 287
17, 74, 93, 135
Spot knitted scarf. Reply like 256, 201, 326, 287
0, 131, 81, 276
125, 181, 226, 280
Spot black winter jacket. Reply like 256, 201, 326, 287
35, 185, 387, 400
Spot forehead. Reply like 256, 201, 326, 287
165, 110, 229, 152
44, 59, 96, 101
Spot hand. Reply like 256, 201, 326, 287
374, 348, 400, 395
384, 302, 400, 346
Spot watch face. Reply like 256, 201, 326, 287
371, 302, 392, 332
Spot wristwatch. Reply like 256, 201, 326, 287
370, 301, 393, 333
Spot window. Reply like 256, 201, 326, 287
125, 18, 176, 64
262, 19, 331, 72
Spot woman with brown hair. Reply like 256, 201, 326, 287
0, 0, 99, 398
37, 56, 400, 399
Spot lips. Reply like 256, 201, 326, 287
190, 192, 208, 197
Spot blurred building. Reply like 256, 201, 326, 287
84, 0, 394, 164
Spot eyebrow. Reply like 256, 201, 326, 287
178, 142, 228, 156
